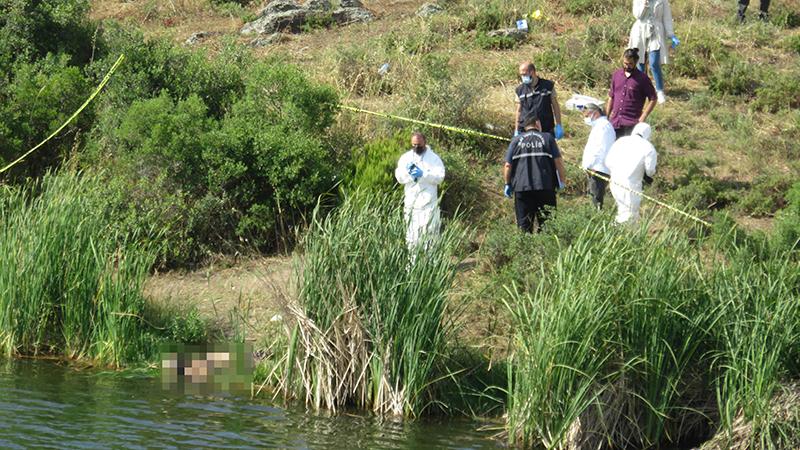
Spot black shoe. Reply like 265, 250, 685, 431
758, 11, 769, 21
737, 4, 747, 23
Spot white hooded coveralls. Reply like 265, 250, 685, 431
604, 123, 657, 224
629, 0, 675, 65
394, 146, 445, 247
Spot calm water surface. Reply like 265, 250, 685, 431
0, 360, 502, 449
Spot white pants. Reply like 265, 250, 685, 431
405, 205, 440, 249
610, 183, 642, 224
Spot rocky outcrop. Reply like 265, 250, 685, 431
416, 3, 444, 18
241, 0, 372, 35
241, 8, 308, 35
304, 0, 332, 11
331, 7, 374, 25
257, 0, 302, 16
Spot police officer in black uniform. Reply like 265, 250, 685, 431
514, 62, 564, 140
503, 115, 567, 233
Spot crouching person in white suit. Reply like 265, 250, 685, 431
394, 132, 446, 249
605, 122, 657, 224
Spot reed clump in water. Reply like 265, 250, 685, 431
279, 192, 468, 417
505, 219, 800, 449
0, 172, 158, 366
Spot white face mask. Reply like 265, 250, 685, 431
583, 116, 595, 126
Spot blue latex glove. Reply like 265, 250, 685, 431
504, 184, 512, 198
554, 124, 564, 140
556, 173, 565, 190
671, 35, 680, 49
409, 166, 423, 181
513, 130, 520, 138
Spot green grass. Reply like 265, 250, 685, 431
279, 192, 469, 417
504, 217, 800, 448
0, 171, 159, 366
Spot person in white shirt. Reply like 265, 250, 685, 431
394, 132, 446, 249
580, 103, 616, 209
628, 0, 679, 104
604, 122, 657, 224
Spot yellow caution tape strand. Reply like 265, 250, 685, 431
340, 104, 712, 228
0, 54, 126, 176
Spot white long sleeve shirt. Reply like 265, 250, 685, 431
629, 0, 675, 64
394, 146, 445, 211
580, 116, 615, 174
604, 135, 658, 192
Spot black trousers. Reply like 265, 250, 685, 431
615, 125, 634, 140
738, 0, 770, 13
514, 190, 557, 233
587, 172, 609, 209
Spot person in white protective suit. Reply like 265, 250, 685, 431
604, 122, 657, 224
394, 132, 446, 248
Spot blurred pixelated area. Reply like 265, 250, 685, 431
160, 343, 253, 395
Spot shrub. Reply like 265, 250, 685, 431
736, 174, 794, 217
564, 0, 624, 15
0, 0, 95, 68
88, 23, 246, 118
784, 34, 800, 55
709, 58, 759, 97
668, 162, 737, 211
772, 182, 800, 251
671, 26, 728, 78
345, 132, 406, 193
752, 70, 800, 112
89, 58, 341, 266
0, 54, 93, 180
474, 31, 519, 50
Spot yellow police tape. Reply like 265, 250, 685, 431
340, 104, 712, 228
0, 54, 126, 176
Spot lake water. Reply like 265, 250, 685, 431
0, 360, 502, 449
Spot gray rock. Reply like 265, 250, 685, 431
487, 28, 528, 40
185, 31, 219, 45
339, 0, 363, 7
305, 0, 332, 10
241, 9, 308, 35
248, 33, 284, 47
332, 7, 374, 25
257, 0, 302, 17
416, 3, 444, 18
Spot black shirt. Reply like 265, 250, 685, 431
505, 131, 561, 192
515, 78, 556, 133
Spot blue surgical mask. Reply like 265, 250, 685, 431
521, 75, 532, 85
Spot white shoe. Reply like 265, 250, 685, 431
656, 90, 666, 104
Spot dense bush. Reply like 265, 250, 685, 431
772, 182, 800, 251
752, 70, 800, 112
709, 58, 758, 97
0, 0, 95, 69
670, 26, 728, 78
94, 60, 340, 265
736, 174, 794, 217
0, 54, 92, 180
345, 132, 406, 193
474, 31, 520, 50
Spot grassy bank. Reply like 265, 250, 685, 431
270, 193, 469, 417
503, 218, 799, 448
0, 172, 158, 365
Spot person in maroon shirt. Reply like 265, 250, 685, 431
606, 48, 657, 140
